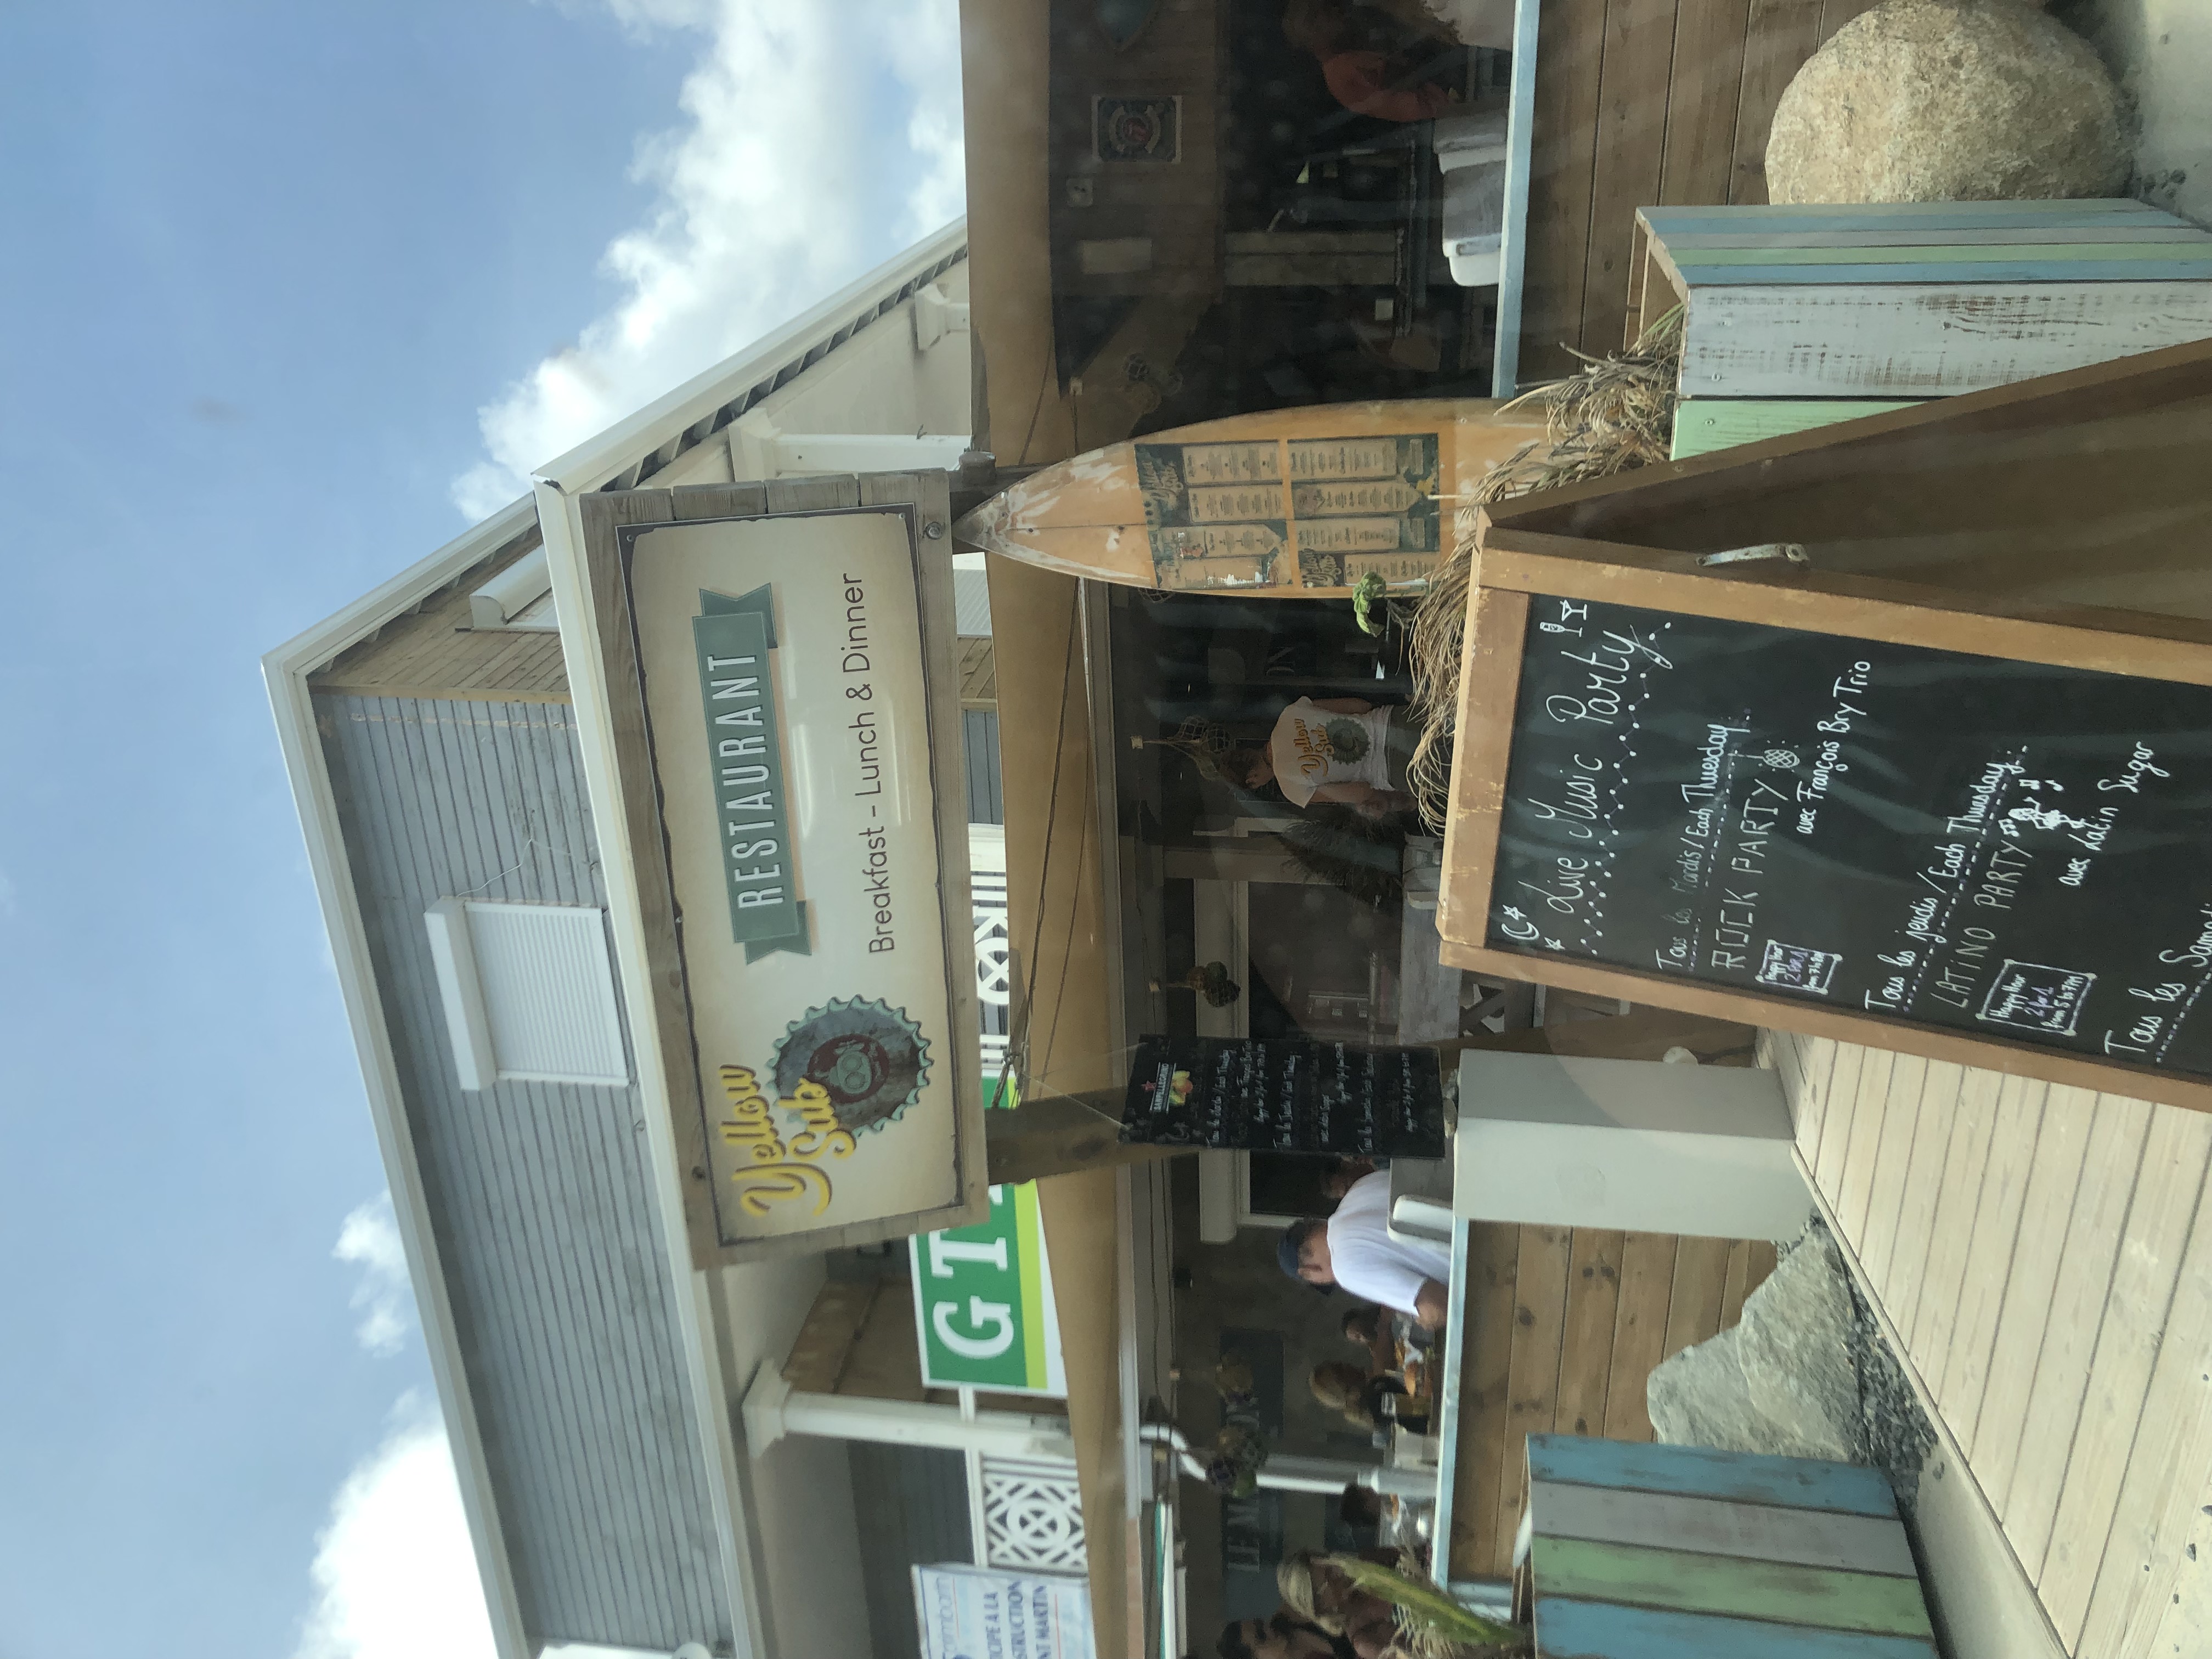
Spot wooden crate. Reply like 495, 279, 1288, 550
1623, 199, 2212, 460
1521, 1434, 1936, 1655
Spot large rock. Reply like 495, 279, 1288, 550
1647, 1231, 1864, 1462
1734, 1232, 1863, 1462
1766, 0, 2129, 204
1644, 1322, 1766, 1454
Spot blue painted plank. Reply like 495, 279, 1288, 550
1672, 258, 2212, 285
1526, 1435, 1898, 1517
1430, 1217, 1474, 1575
1641, 207, 2178, 238
1537, 1599, 1938, 1659
1656, 227, 2211, 250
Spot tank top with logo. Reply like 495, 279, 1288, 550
1268, 698, 1393, 806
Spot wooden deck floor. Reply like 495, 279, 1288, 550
1517, 0, 1888, 382
1769, 1032, 2212, 1658
1444, 1222, 1775, 1580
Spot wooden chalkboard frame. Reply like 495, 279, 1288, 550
1436, 534, 2212, 1115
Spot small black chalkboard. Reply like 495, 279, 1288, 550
1488, 594, 2212, 1080
1120, 1035, 1448, 1156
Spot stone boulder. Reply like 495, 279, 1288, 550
1647, 1230, 1863, 1462
1765, 0, 2129, 204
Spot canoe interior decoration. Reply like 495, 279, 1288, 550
956, 400, 1548, 600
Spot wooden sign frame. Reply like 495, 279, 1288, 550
563, 473, 989, 1266
1436, 528, 2212, 1115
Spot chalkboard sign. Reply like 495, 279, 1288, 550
1436, 535, 2212, 1112
1120, 1035, 1448, 1156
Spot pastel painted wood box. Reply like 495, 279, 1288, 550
1616, 199, 2212, 461
1521, 1434, 1934, 1658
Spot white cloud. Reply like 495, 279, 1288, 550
335, 1193, 414, 1358
295, 1395, 498, 1659
452, 0, 965, 519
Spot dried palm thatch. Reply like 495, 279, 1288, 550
1404, 308, 1685, 830
1278, 801, 1409, 909
1325, 1552, 1527, 1658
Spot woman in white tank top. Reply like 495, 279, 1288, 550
1229, 697, 1417, 817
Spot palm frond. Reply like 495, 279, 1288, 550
1324, 1555, 1523, 1655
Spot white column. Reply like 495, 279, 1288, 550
1252, 1452, 1397, 1494
741, 1366, 1076, 1462
1454, 1051, 1812, 1240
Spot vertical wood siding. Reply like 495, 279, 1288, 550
319, 693, 732, 1652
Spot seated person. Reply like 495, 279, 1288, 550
1341, 1305, 1397, 1373
1312, 1361, 1430, 1435
1283, 0, 1462, 123
1280, 1167, 1452, 1328
1339, 1480, 1386, 1536
1226, 697, 1418, 820
1310, 1358, 1373, 1425
1278, 1550, 1404, 1659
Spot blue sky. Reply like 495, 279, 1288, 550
0, 4, 958, 1655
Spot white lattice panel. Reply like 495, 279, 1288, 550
972, 871, 1011, 1007
969, 827, 1013, 1087
979, 1456, 1086, 1575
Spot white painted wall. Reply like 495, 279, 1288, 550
712, 1256, 877, 1659
731, 263, 972, 481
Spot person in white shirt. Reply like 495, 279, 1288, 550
1225, 697, 1418, 819
1278, 1169, 1451, 1329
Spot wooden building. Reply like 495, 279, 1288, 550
949, 1, 1912, 1649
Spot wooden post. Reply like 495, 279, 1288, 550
984, 1090, 1184, 1186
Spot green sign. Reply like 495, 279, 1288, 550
692, 585, 809, 960
911, 1183, 1066, 1395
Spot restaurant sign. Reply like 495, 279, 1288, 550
911, 1183, 1068, 1396
550, 478, 987, 1263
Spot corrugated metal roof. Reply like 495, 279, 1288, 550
318, 693, 732, 1653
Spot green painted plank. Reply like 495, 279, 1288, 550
1677, 259, 2212, 284
1532, 1536, 1934, 1638
1671, 400, 1923, 459
1537, 1599, 1939, 1659
1526, 1435, 1898, 1517
1655, 226, 2210, 250
1674, 241, 2212, 267
1528, 1480, 1920, 1575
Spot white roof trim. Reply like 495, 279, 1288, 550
261, 532, 539, 1659
536, 216, 968, 494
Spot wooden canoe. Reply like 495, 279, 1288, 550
954, 399, 1549, 599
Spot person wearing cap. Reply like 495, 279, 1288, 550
1279, 1169, 1451, 1328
